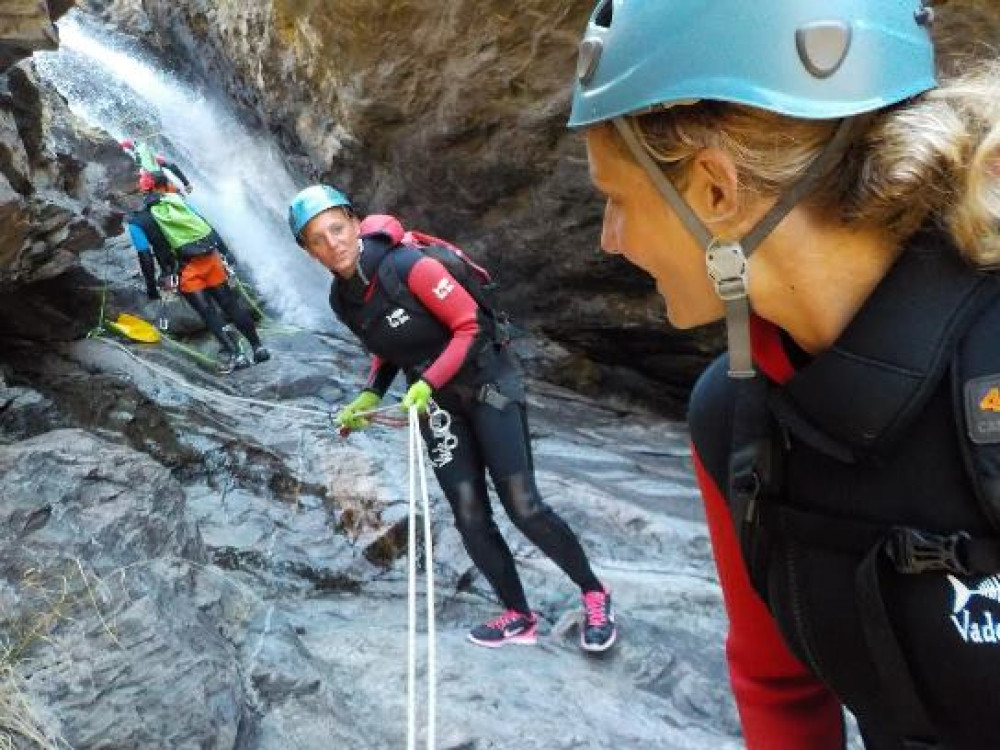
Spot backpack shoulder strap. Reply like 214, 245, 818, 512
778, 243, 995, 461
375, 244, 424, 310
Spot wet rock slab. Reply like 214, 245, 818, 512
0, 319, 745, 748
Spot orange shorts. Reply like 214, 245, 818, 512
179, 253, 227, 293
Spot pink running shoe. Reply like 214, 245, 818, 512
468, 610, 538, 648
581, 588, 617, 652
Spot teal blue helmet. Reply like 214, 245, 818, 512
288, 185, 353, 241
568, 0, 938, 379
568, 0, 937, 127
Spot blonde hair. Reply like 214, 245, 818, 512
627, 60, 1000, 269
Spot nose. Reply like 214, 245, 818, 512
600, 201, 623, 256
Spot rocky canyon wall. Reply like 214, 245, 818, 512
0, 0, 132, 310
86, 0, 722, 407
82, 0, 1000, 404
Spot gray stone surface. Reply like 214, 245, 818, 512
0, 302, 745, 748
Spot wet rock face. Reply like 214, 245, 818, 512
0, 314, 746, 749
0, 62, 115, 291
0, 0, 68, 71
0, 0, 134, 297
89, 0, 723, 404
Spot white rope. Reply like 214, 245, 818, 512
407, 406, 436, 750
417, 405, 436, 750
407, 408, 418, 750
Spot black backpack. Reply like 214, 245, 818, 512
717, 243, 1000, 743
361, 216, 511, 344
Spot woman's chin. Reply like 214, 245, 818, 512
664, 299, 724, 330
665, 308, 696, 330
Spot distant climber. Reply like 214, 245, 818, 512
127, 169, 269, 373
287, 184, 618, 652
120, 138, 192, 194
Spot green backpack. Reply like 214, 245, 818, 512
149, 194, 213, 253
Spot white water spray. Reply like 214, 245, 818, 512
36, 12, 334, 331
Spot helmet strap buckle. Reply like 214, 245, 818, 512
706, 241, 749, 301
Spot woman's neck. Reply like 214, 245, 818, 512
749, 210, 902, 354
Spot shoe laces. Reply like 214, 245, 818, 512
486, 610, 527, 630
583, 590, 608, 627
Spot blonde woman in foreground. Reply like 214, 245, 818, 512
569, 1, 1000, 748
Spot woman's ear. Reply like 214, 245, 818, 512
685, 147, 742, 228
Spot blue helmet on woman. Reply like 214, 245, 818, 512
569, 0, 936, 127
568, 0, 937, 377
288, 185, 353, 242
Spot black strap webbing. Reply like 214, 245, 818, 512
855, 546, 937, 744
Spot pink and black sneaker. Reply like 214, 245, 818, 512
580, 588, 617, 652
467, 610, 538, 648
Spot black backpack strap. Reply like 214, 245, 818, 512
778, 243, 994, 462
855, 546, 939, 746
728, 374, 784, 599
375, 246, 416, 311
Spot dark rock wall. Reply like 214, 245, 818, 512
0, 1, 135, 296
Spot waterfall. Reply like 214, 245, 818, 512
36, 11, 335, 332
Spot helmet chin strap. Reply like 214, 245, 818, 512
612, 117, 856, 378
355, 239, 370, 285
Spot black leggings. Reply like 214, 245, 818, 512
182, 282, 260, 353
420, 387, 601, 614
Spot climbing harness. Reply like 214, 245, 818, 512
407, 405, 436, 750
426, 399, 458, 469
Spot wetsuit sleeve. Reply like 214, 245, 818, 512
128, 222, 160, 298
158, 158, 191, 189
128, 222, 151, 254
404, 256, 481, 389
364, 355, 399, 397
131, 211, 179, 276
692, 451, 845, 749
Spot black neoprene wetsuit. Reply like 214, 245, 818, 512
331, 233, 602, 613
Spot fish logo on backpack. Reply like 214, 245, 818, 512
948, 575, 1000, 646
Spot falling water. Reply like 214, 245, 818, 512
36, 11, 335, 332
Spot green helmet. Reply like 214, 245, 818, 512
569, 0, 937, 128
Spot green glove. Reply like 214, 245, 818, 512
336, 390, 382, 431
401, 380, 433, 414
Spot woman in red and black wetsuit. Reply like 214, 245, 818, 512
287, 184, 617, 652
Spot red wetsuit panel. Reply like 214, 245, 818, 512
693, 452, 845, 749
405, 257, 480, 389
749, 314, 796, 384
691, 314, 844, 748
